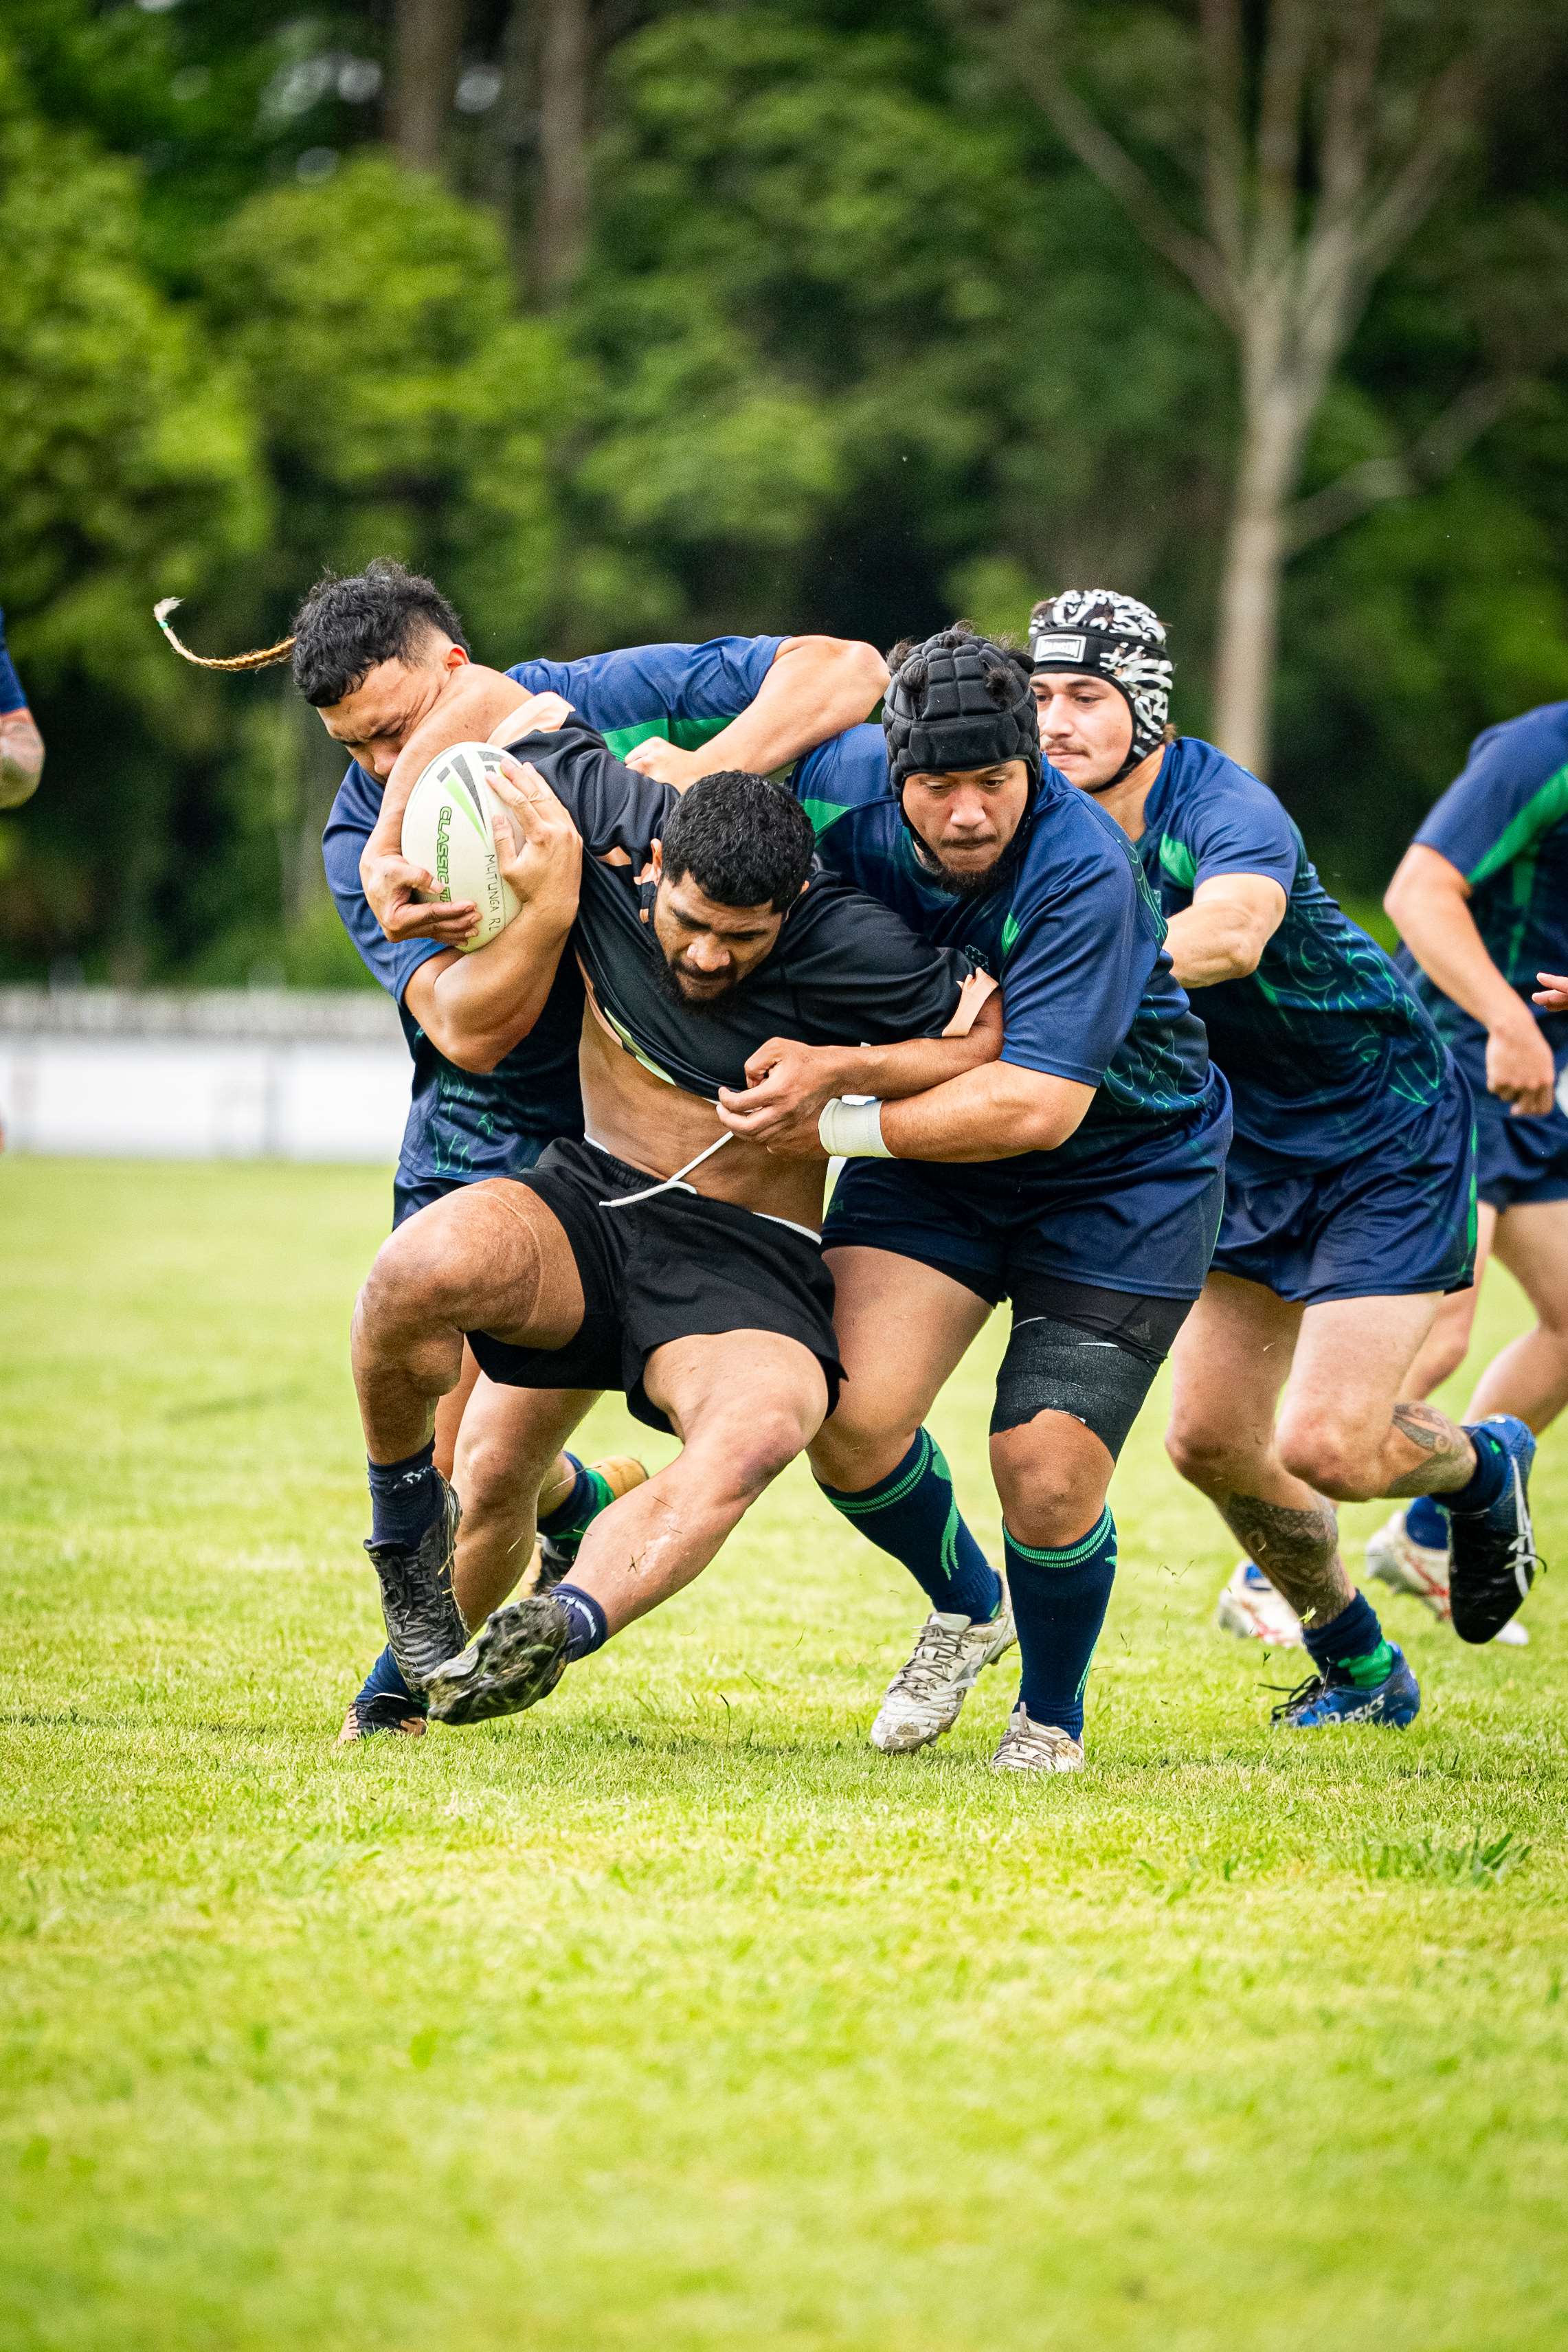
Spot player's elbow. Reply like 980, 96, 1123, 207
1006, 1079, 1090, 1154
421, 1013, 518, 1075
786, 634, 888, 714
1221, 913, 1270, 978
1384, 847, 1458, 939
0, 742, 43, 809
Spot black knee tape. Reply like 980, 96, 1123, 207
989, 1313, 1163, 1458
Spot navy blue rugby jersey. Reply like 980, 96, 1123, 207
1139, 736, 1451, 1169
322, 634, 786, 1193
492, 721, 976, 1097
789, 724, 1223, 1176
1396, 702, 1568, 1073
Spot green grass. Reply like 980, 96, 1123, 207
3, 1158, 1565, 2351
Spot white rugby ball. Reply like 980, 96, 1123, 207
401, 742, 521, 953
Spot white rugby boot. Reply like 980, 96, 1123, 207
1215, 1560, 1303, 1646
989, 1703, 1084, 1775
1365, 1507, 1530, 1646
869, 1601, 1016, 1754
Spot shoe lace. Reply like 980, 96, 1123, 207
1268, 1670, 1325, 1723
887, 1617, 969, 1701
1004, 1715, 1079, 1765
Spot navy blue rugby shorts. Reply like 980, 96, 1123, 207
391, 1139, 554, 1231
1211, 1068, 1477, 1304
820, 1108, 1229, 1308
1461, 1029, 1568, 1212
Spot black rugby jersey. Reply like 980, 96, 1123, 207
497, 721, 977, 1097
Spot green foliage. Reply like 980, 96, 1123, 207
1, 0, 1567, 974
201, 155, 574, 654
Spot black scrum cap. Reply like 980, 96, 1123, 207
883, 629, 1041, 799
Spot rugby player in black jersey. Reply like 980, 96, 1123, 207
350, 724, 1005, 1727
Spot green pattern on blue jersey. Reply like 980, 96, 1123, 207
1141, 737, 1449, 1169
1400, 708, 1568, 1020
788, 724, 1223, 1159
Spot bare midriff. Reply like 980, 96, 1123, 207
576, 981, 828, 1232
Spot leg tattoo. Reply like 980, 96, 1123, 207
1216, 1490, 1353, 1628
1386, 1403, 1477, 1498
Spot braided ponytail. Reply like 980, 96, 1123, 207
153, 598, 295, 673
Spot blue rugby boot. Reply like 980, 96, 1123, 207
1447, 1415, 1541, 1646
1271, 1646, 1421, 1730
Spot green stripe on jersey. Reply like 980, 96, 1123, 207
602, 715, 735, 763
1466, 761, 1568, 887
1158, 833, 1198, 888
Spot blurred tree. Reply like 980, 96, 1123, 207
0, 36, 265, 978
535, 0, 594, 298
390, 0, 464, 174
964, 0, 1562, 774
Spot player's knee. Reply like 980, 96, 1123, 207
359, 1221, 471, 1341
991, 1422, 1110, 1550
1276, 1412, 1378, 1502
691, 1406, 807, 1508
808, 1394, 916, 1491
1165, 1415, 1248, 1494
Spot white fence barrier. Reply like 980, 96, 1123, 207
0, 990, 409, 1163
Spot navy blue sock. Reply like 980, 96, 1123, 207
1444, 1423, 1509, 1514
553, 1581, 608, 1663
1004, 1508, 1117, 1741
1405, 1493, 1449, 1548
355, 1643, 423, 1712
1301, 1590, 1393, 1688
818, 1429, 1003, 1623
539, 1453, 614, 1547
367, 1440, 439, 1548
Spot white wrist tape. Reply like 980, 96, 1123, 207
818, 1096, 892, 1158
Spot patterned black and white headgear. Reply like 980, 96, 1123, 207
883, 628, 1040, 801
1027, 590, 1173, 785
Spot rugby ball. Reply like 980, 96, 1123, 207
401, 742, 521, 953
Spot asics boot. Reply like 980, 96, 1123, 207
363, 1472, 467, 1692
1366, 1505, 1529, 1646
1271, 1645, 1421, 1729
425, 1591, 570, 1725
870, 1601, 1016, 1754
989, 1703, 1084, 1775
1446, 1417, 1541, 1645
1215, 1561, 1303, 1646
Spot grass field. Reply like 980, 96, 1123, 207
3, 1157, 1566, 2351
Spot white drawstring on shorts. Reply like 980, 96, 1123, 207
593, 1130, 735, 1209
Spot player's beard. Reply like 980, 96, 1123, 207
650, 948, 739, 1007
911, 820, 1029, 901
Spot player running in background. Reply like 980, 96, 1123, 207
719, 627, 1232, 1774
0, 607, 45, 807
1372, 699, 1568, 1630
1026, 590, 1537, 1706
349, 731, 1000, 1726
157, 563, 886, 1736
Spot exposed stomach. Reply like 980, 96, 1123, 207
576, 1002, 829, 1231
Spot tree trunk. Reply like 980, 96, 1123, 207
389, 0, 466, 177
535, 0, 592, 301
1210, 370, 1310, 778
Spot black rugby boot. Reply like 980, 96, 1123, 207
424, 1593, 570, 1725
364, 1473, 468, 1691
